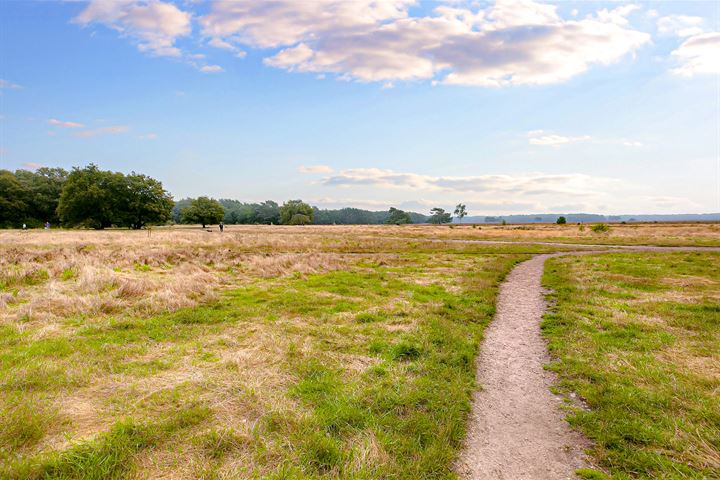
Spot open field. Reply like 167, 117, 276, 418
543, 252, 720, 479
0, 226, 542, 479
1, 224, 718, 479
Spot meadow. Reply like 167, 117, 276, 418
543, 252, 720, 479
1, 224, 718, 479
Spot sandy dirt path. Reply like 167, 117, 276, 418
455, 253, 590, 480
456, 245, 720, 479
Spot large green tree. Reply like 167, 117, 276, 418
386, 207, 412, 225
56, 165, 172, 229
15, 167, 68, 225
428, 207, 452, 224
0, 170, 30, 227
279, 200, 313, 225
120, 173, 174, 229
181, 197, 225, 228
57, 164, 126, 229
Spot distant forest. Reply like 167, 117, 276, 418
171, 199, 428, 226
0, 166, 431, 228
2, 166, 717, 229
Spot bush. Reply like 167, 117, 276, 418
591, 223, 610, 233
556, 216, 567, 225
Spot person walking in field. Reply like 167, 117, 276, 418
219, 222, 224, 232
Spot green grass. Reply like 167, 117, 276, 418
542, 252, 720, 479
1, 251, 526, 478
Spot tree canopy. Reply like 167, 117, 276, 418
428, 207, 452, 224
56, 165, 172, 229
181, 197, 225, 228
453, 204, 467, 222
280, 200, 313, 225
386, 207, 412, 225
0, 168, 68, 227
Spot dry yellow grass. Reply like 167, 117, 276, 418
1, 224, 717, 478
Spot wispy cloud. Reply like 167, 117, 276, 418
670, 32, 720, 76
22, 162, 44, 171
320, 168, 619, 197
138, 133, 158, 140
527, 130, 591, 147
73, 0, 191, 58
298, 164, 334, 174
75, 126, 129, 137
657, 15, 705, 37
48, 118, 84, 128
0, 79, 22, 89
199, 64, 224, 73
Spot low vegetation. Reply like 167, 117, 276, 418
543, 252, 720, 479
0, 227, 539, 478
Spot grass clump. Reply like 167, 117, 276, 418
543, 252, 720, 479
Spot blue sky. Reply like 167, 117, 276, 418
1, 0, 718, 215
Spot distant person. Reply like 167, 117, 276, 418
22, 223, 27, 230
44, 222, 50, 230
219, 222, 224, 233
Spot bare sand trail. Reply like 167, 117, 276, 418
455, 244, 720, 480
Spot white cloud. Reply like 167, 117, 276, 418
199, 64, 224, 73
320, 168, 618, 197
671, 32, 720, 76
200, 0, 650, 86
138, 133, 158, 140
622, 140, 643, 147
0, 79, 21, 89
298, 164, 334, 174
199, 0, 412, 49
312, 167, 701, 214
657, 15, 705, 38
74, 0, 191, 57
75, 126, 129, 137
22, 162, 44, 171
207, 36, 247, 58
48, 118, 84, 128
528, 130, 591, 146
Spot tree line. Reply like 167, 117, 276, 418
1, 165, 465, 228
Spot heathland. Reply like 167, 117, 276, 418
0, 224, 718, 479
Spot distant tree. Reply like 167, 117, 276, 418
280, 200, 313, 225
556, 216, 567, 225
119, 173, 174, 229
256, 200, 280, 224
15, 167, 68, 226
288, 213, 312, 225
453, 204, 467, 223
386, 207, 412, 225
428, 207, 452, 224
57, 164, 126, 229
181, 197, 224, 228
0, 170, 30, 227
172, 198, 193, 223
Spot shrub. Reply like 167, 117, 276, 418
591, 223, 610, 233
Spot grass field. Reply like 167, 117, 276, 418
0, 227, 543, 479
1, 224, 718, 479
543, 252, 720, 479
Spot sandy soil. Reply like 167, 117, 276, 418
456, 254, 591, 479
456, 244, 720, 479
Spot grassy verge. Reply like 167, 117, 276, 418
542, 252, 720, 479
1, 251, 525, 478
